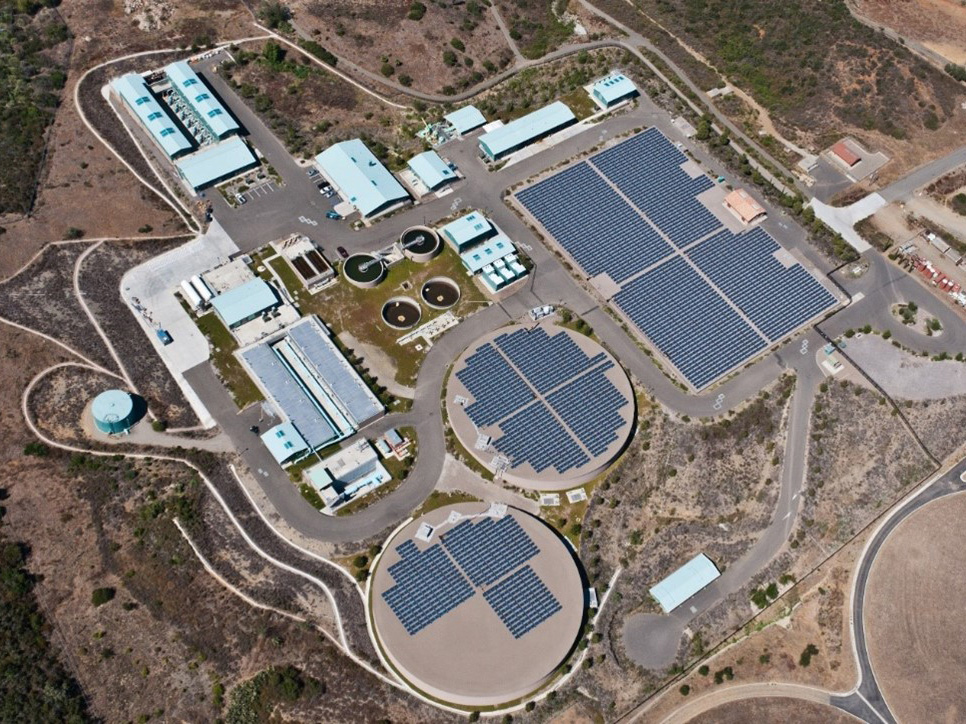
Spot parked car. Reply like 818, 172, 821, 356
337, 246, 349, 259
235, 193, 247, 205
156, 329, 173, 345
307, 167, 319, 177
326, 210, 342, 220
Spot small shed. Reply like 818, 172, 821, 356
649, 553, 720, 613
407, 150, 456, 190
444, 105, 487, 135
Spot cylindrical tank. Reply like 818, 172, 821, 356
180, 279, 203, 309
91, 389, 135, 435
191, 274, 214, 302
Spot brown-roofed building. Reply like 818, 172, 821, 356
831, 140, 861, 167
724, 188, 767, 225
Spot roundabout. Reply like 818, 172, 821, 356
370, 502, 584, 707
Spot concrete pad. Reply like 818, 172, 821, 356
845, 335, 966, 400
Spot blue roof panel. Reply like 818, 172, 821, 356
649, 553, 720, 613
444, 105, 486, 134
164, 60, 239, 138
175, 137, 257, 190
210, 277, 278, 327
407, 150, 455, 189
112, 73, 193, 158
315, 139, 409, 217
478, 101, 576, 159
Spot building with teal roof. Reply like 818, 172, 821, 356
590, 73, 639, 108
444, 105, 487, 135
648, 553, 720, 613
261, 422, 309, 465
210, 278, 280, 329
478, 101, 576, 161
315, 139, 410, 218
164, 60, 240, 141
111, 73, 193, 158
407, 150, 456, 191
176, 137, 258, 190
439, 210, 494, 251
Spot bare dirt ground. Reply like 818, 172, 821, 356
865, 491, 966, 724
0, 0, 257, 276
563, 376, 795, 712
78, 237, 198, 427
853, 0, 966, 65
682, 697, 856, 724
800, 379, 935, 554
288, 0, 516, 95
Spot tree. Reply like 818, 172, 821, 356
442, 49, 457, 67
263, 41, 284, 66
450, 38, 465, 52
258, 1, 291, 29
380, 62, 394, 77
407, 1, 426, 20
91, 587, 115, 607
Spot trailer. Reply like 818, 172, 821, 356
179, 279, 203, 309
190, 274, 214, 302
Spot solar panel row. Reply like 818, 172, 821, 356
516, 162, 673, 282
614, 257, 767, 389
483, 565, 562, 639
547, 361, 628, 456
382, 542, 475, 635
456, 344, 534, 427
687, 227, 837, 341
441, 517, 540, 587
494, 401, 590, 473
590, 128, 722, 248
495, 327, 607, 394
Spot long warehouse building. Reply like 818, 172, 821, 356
478, 101, 576, 161
111, 73, 193, 158
239, 316, 384, 465
164, 60, 240, 141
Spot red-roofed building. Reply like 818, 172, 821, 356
831, 140, 861, 167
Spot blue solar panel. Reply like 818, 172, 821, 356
455, 343, 534, 427
517, 161, 673, 282
483, 565, 562, 638
590, 128, 722, 248
495, 327, 606, 393
613, 257, 767, 389
493, 401, 590, 473
687, 227, 838, 341
441, 517, 539, 586
547, 361, 628, 456
382, 541, 475, 635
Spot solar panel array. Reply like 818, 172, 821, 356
614, 257, 767, 389
591, 128, 721, 248
516, 162, 672, 282
456, 344, 534, 427
687, 227, 837, 341
382, 542, 475, 635
516, 127, 838, 389
455, 327, 630, 474
547, 362, 626, 456
441, 517, 539, 586
494, 401, 590, 473
483, 565, 563, 639
495, 327, 606, 393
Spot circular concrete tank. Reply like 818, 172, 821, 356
400, 226, 441, 262
91, 389, 135, 435
420, 277, 460, 309
382, 297, 422, 329
343, 253, 385, 288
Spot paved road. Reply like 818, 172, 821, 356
622, 329, 825, 670
875, 145, 966, 203
838, 459, 966, 724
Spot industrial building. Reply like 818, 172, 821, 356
111, 73, 193, 158
407, 150, 456, 191
91, 389, 138, 435
589, 72, 639, 108
478, 101, 577, 161
210, 278, 281, 330
315, 139, 410, 218
439, 211, 494, 252
164, 60, 240, 142
175, 136, 258, 190
239, 316, 384, 466
443, 105, 487, 136
460, 235, 527, 293
723, 188, 766, 225
649, 553, 720, 613
305, 439, 391, 510
831, 139, 861, 167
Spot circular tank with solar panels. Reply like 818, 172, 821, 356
445, 322, 634, 490
370, 502, 584, 707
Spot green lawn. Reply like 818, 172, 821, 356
194, 312, 264, 408
268, 256, 305, 300
285, 246, 487, 387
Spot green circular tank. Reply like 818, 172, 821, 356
91, 389, 135, 434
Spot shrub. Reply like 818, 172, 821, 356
380, 62, 394, 77
91, 587, 115, 607
799, 643, 819, 667
65, 227, 84, 239
399, 74, 412, 87
138, 224, 153, 233
23, 442, 49, 457
443, 50, 457, 67
258, 1, 291, 29
679, 684, 690, 695
698, 665, 709, 675
450, 38, 465, 52
151, 419, 167, 432
352, 554, 369, 569
407, 1, 426, 20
